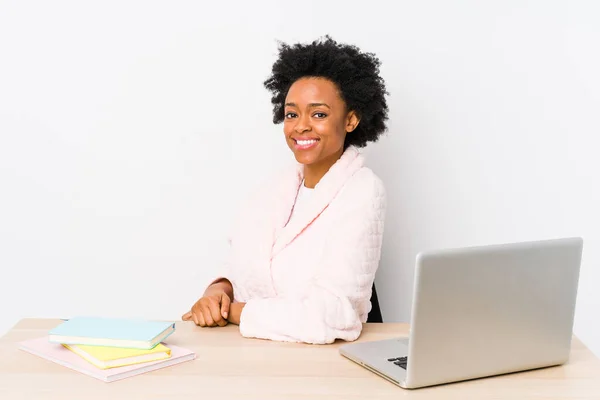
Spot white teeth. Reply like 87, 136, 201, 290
297, 139, 317, 146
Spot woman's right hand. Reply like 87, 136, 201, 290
182, 280, 233, 327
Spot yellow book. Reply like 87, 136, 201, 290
63, 343, 171, 369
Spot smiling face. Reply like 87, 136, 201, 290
283, 77, 359, 168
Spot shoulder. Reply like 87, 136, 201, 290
327, 166, 386, 222
342, 166, 386, 205
351, 167, 386, 196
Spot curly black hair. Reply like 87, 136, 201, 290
263, 35, 389, 149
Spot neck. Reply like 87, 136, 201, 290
303, 147, 344, 188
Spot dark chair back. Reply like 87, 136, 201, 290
367, 283, 383, 323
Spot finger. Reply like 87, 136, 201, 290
220, 294, 231, 320
191, 303, 203, 326
201, 304, 216, 327
197, 311, 206, 327
209, 299, 227, 327
182, 311, 192, 321
192, 301, 206, 326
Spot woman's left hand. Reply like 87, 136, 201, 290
182, 301, 246, 326
226, 302, 246, 325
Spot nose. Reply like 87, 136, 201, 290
294, 113, 311, 134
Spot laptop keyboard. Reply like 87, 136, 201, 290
387, 356, 408, 370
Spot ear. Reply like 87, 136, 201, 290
345, 110, 361, 133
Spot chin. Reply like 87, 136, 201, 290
292, 152, 318, 165
287, 143, 317, 165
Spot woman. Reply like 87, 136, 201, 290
182, 36, 389, 344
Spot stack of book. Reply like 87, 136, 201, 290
18, 316, 195, 382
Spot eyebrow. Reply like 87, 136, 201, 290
285, 102, 331, 109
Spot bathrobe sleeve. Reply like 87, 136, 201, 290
238, 173, 386, 344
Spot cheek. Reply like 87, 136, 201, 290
315, 119, 346, 141
283, 121, 293, 135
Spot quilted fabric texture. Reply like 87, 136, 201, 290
214, 146, 387, 344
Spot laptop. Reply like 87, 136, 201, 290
339, 237, 583, 389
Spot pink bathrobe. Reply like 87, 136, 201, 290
216, 145, 386, 344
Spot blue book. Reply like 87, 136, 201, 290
48, 317, 176, 350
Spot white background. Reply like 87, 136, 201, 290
1, 1, 598, 356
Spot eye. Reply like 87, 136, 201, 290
313, 112, 327, 118
285, 112, 297, 119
